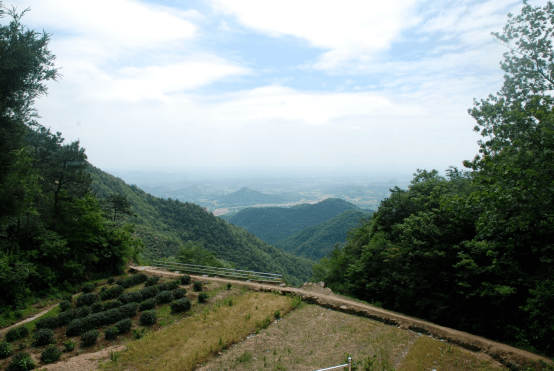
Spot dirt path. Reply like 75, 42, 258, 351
0, 305, 58, 338
136, 266, 552, 370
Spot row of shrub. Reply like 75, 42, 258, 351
99, 285, 125, 300
66, 303, 138, 336
115, 273, 148, 288
36, 304, 98, 330
4, 326, 28, 343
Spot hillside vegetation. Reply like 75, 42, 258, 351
89, 165, 314, 285
226, 198, 361, 244
273, 209, 372, 260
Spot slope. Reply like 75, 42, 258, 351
88, 165, 314, 285
226, 198, 361, 244
214, 187, 297, 207
273, 209, 372, 260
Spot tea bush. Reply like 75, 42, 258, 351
139, 285, 159, 300
157, 280, 180, 291
198, 292, 208, 303
107, 276, 115, 284
173, 288, 186, 299
35, 316, 59, 330
59, 300, 71, 312
0, 342, 13, 359
193, 281, 202, 292
65, 303, 138, 336
99, 285, 124, 300
80, 330, 99, 347
155, 290, 173, 304
101, 300, 119, 311
139, 310, 157, 325
18, 327, 28, 339
82, 283, 95, 293
33, 328, 54, 346
40, 345, 62, 363
139, 298, 157, 311
76, 292, 100, 307
170, 298, 191, 313
104, 327, 118, 341
6, 352, 35, 371
90, 302, 103, 314
63, 340, 76, 352
114, 318, 132, 334
5, 326, 28, 342
180, 275, 191, 285
144, 276, 159, 287
116, 273, 148, 288
119, 291, 142, 304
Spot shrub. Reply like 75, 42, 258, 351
119, 291, 142, 304
114, 318, 132, 334
155, 290, 173, 304
40, 345, 62, 363
144, 276, 159, 287
173, 288, 187, 299
80, 330, 99, 347
90, 302, 103, 314
193, 281, 202, 292
82, 283, 95, 293
33, 328, 54, 346
139, 298, 157, 311
133, 328, 146, 339
226, 283, 232, 290
139, 286, 160, 300
75, 306, 92, 319
35, 316, 59, 330
6, 352, 35, 371
56, 309, 76, 327
5, 326, 28, 342
171, 298, 191, 313
180, 275, 191, 285
65, 303, 138, 337
140, 310, 157, 325
63, 294, 73, 303
104, 327, 118, 341
59, 300, 71, 312
103, 300, 123, 311
198, 292, 208, 303
76, 292, 100, 307
116, 273, 148, 289
63, 340, 76, 352
99, 285, 124, 300
107, 276, 115, 285
157, 279, 180, 292
0, 342, 13, 359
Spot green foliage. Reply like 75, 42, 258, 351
107, 276, 115, 285
139, 310, 157, 325
170, 298, 191, 313
197, 292, 208, 303
173, 288, 186, 299
65, 303, 138, 336
90, 302, 103, 314
226, 283, 232, 290
102, 299, 123, 311
119, 291, 142, 304
155, 290, 173, 304
62, 340, 75, 352
76, 293, 99, 308
144, 276, 159, 287
6, 352, 35, 371
80, 330, 99, 347
40, 345, 61, 363
193, 281, 203, 292
132, 328, 146, 339
255, 317, 271, 333
116, 273, 148, 289
104, 327, 118, 341
177, 240, 233, 268
81, 283, 95, 293
0, 341, 13, 359
139, 298, 157, 311
99, 285, 124, 301
114, 318, 132, 335
32, 328, 54, 346
139, 285, 159, 300
59, 300, 71, 312
274, 310, 280, 319
5, 327, 27, 342
180, 275, 191, 285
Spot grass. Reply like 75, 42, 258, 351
99, 291, 294, 371
397, 336, 505, 371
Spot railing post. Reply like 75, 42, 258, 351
348, 357, 352, 371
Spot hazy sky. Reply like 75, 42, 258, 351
4, 0, 544, 176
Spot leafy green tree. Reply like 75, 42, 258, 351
176, 240, 234, 268
106, 193, 134, 223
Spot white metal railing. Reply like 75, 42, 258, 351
151, 260, 283, 284
315, 357, 352, 371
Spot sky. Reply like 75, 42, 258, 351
3, 0, 547, 179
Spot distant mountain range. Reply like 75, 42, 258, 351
225, 198, 364, 245
88, 165, 314, 285
273, 209, 372, 260
214, 187, 301, 207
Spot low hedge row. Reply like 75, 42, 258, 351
139, 285, 159, 300
4, 327, 28, 343
76, 293, 100, 308
119, 291, 142, 304
99, 285, 124, 301
116, 273, 148, 289
155, 290, 173, 304
144, 276, 159, 287
103, 300, 123, 311
157, 280, 180, 292
35, 305, 93, 330
66, 303, 138, 337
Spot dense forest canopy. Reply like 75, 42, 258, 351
314, 1, 554, 356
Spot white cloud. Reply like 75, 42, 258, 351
210, 0, 420, 69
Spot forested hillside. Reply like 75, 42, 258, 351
214, 187, 300, 207
273, 210, 372, 260
227, 198, 361, 244
89, 166, 314, 285
314, 2, 554, 357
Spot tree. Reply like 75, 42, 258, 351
106, 193, 134, 223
